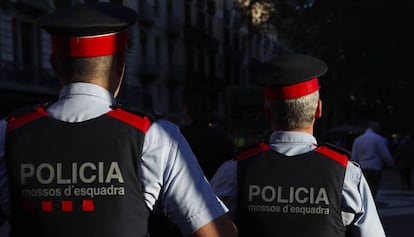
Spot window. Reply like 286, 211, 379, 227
154, 0, 159, 16
185, 46, 194, 81
0, 12, 13, 62
155, 36, 160, 65
184, 1, 192, 27
21, 21, 35, 67
167, 40, 174, 69
40, 30, 52, 70
140, 31, 147, 59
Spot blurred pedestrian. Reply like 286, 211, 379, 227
0, 3, 237, 237
210, 53, 385, 236
395, 132, 414, 190
181, 91, 235, 180
351, 121, 394, 197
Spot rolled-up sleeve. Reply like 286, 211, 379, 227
342, 161, 386, 237
210, 160, 237, 218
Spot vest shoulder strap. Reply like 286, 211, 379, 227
236, 142, 270, 162
112, 104, 158, 121
108, 104, 154, 133
6, 103, 50, 133
315, 142, 350, 168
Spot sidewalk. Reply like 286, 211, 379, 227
0, 220, 8, 236
377, 168, 414, 237
378, 167, 406, 190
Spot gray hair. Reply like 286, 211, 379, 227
265, 90, 319, 130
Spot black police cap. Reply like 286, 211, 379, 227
258, 53, 328, 87
257, 53, 328, 100
38, 2, 137, 37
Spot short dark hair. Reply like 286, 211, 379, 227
54, 54, 118, 84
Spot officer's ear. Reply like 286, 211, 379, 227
112, 51, 127, 97
315, 99, 322, 118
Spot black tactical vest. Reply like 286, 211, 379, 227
236, 143, 348, 237
5, 105, 152, 237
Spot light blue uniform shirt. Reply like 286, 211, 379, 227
210, 131, 386, 237
0, 83, 227, 236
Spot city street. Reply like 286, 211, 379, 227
0, 168, 413, 236
376, 168, 414, 237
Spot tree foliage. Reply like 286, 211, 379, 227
235, 0, 413, 132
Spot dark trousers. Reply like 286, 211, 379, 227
362, 169, 382, 198
400, 168, 412, 190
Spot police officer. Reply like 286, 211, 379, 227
210, 53, 386, 236
0, 3, 237, 237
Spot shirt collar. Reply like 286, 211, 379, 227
59, 82, 116, 105
268, 131, 318, 156
269, 131, 317, 144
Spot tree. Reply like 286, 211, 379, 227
234, 0, 412, 133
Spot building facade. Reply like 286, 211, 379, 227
0, 0, 279, 124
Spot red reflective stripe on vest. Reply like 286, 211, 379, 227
106, 108, 151, 133
82, 200, 95, 212
6, 106, 48, 133
61, 200, 73, 212
315, 146, 348, 168
237, 143, 270, 161
42, 200, 53, 212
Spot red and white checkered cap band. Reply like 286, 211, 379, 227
263, 77, 319, 100
51, 32, 127, 57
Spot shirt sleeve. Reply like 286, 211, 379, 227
341, 161, 386, 237
210, 160, 237, 218
141, 120, 228, 236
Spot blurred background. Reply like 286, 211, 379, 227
1, 0, 412, 145
1, 1, 414, 236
